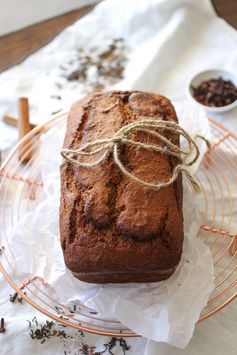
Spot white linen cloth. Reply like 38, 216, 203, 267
0, 0, 237, 354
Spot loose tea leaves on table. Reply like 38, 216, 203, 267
192, 77, 237, 107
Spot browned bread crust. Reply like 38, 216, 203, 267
60, 91, 183, 283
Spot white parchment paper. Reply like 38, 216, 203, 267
9, 102, 214, 349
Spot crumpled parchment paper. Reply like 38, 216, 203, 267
10, 101, 214, 348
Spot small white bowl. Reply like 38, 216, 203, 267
186, 69, 237, 113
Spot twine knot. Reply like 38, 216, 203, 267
61, 119, 209, 193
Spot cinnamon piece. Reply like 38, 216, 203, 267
3, 115, 17, 127
3, 115, 35, 130
18, 98, 32, 163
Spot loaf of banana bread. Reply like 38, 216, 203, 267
60, 91, 183, 283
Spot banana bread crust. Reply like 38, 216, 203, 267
60, 90, 183, 283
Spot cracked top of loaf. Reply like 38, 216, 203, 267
60, 91, 183, 283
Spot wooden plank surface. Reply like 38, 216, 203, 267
0, 1, 236, 73
213, 0, 237, 29
0, 5, 94, 72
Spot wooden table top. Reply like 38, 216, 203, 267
0, 1, 236, 73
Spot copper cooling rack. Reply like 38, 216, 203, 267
0, 112, 236, 337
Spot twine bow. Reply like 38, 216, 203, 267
61, 119, 209, 193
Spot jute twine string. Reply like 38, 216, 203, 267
61, 119, 210, 193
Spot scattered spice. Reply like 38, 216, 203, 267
59, 323, 67, 328
0, 318, 6, 333
9, 292, 18, 303
32, 316, 38, 326
9, 291, 26, 303
79, 343, 96, 355
82, 337, 130, 355
97, 337, 129, 355
27, 317, 83, 344
119, 338, 130, 353
78, 330, 85, 337
57, 38, 127, 94
51, 109, 62, 115
89, 310, 98, 315
55, 306, 62, 312
29, 318, 63, 341
27, 317, 130, 354
50, 95, 62, 100
17, 297, 23, 303
192, 77, 237, 107
55, 82, 63, 89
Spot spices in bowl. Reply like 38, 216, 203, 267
187, 69, 237, 113
192, 77, 237, 107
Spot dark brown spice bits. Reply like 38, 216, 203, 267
9, 291, 26, 303
79, 343, 96, 355
89, 310, 97, 315
192, 77, 237, 107
9, 292, 18, 303
27, 316, 86, 345
0, 318, 6, 333
78, 329, 84, 337
28, 317, 58, 341
50, 95, 62, 100
59, 38, 126, 93
51, 109, 62, 115
93, 337, 130, 355
27, 316, 130, 354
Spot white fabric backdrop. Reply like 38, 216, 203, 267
0, 0, 237, 354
